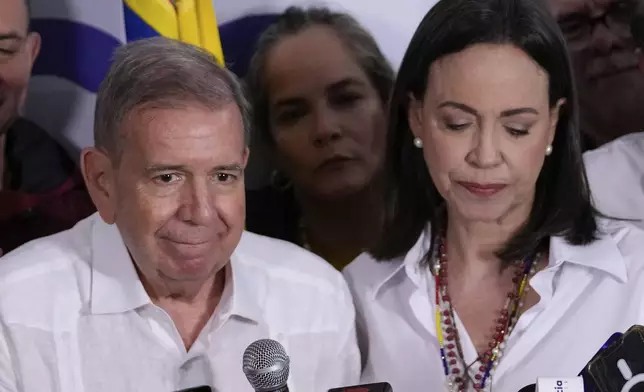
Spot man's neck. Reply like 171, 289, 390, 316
142, 266, 227, 350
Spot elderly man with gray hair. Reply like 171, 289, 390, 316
0, 37, 359, 391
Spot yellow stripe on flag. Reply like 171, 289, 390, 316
195, 0, 225, 66
124, 0, 179, 39
176, 0, 201, 48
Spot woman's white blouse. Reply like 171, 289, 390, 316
343, 219, 644, 392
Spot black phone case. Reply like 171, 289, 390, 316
327, 382, 393, 392
586, 325, 644, 392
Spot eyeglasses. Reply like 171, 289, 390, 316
558, 1, 632, 45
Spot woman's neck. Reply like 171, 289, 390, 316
444, 204, 530, 279
296, 183, 382, 266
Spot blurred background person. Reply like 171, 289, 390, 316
547, 0, 644, 149
583, 0, 644, 228
344, 0, 644, 391
244, 6, 394, 270
0, 0, 94, 256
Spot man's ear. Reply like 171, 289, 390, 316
242, 147, 250, 168
80, 147, 117, 224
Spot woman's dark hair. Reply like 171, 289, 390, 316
370, 0, 598, 265
245, 6, 395, 145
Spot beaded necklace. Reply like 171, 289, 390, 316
432, 236, 538, 392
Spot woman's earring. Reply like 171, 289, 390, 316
545, 144, 553, 156
413, 137, 424, 148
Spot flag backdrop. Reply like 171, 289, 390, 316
26, 0, 436, 185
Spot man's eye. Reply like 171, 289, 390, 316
154, 174, 180, 185
215, 173, 237, 183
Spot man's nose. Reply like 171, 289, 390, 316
590, 20, 624, 55
177, 179, 214, 226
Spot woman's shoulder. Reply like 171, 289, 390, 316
344, 251, 402, 280
343, 227, 431, 297
342, 251, 405, 300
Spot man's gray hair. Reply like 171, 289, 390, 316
94, 37, 251, 157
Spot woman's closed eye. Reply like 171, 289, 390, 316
505, 126, 530, 137
503, 121, 533, 137
440, 113, 474, 131
443, 120, 472, 131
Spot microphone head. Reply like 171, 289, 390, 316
242, 339, 290, 391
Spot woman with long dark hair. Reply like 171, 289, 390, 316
344, 0, 644, 390
244, 7, 394, 269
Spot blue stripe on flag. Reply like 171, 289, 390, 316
31, 19, 120, 93
219, 14, 278, 77
123, 4, 161, 42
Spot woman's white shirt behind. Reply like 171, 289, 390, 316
343, 218, 644, 392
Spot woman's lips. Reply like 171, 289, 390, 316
316, 156, 355, 172
458, 181, 507, 197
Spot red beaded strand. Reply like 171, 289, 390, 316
433, 236, 537, 392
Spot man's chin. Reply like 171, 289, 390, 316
161, 257, 223, 282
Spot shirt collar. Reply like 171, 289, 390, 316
89, 216, 264, 320
548, 222, 628, 283
226, 251, 263, 322
371, 221, 629, 299
90, 215, 149, 314
372, 226, 432, 299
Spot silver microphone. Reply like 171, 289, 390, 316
242, 339, 290, 392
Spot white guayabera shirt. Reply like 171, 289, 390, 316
0, 214, 360, 392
